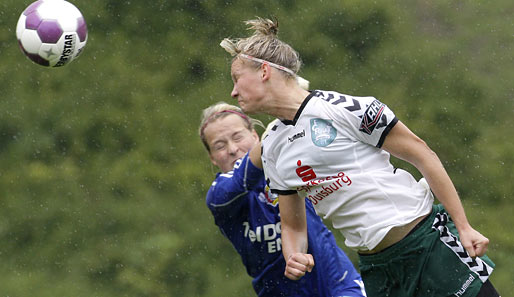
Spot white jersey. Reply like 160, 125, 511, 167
262, 90, 434, 251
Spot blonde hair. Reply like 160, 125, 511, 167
199, 102, 264, 152
220, 17, 302, 79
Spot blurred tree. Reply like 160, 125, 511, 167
0, 0, 511, 296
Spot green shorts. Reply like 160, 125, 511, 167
358, 204, 495, 297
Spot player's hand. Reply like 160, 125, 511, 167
284, 253, 314, 280
459, 226, 489, 258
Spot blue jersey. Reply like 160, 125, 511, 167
206, 153, 366, 297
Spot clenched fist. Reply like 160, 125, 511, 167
284, 253, 315, 280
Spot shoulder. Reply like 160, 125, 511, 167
261, 118, 282, 141
205, 172, 233, 203
310, 90, 379, 117
261, 119, 287, 151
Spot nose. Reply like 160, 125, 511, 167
227, 141, 240, 155
231, 85, 238, 98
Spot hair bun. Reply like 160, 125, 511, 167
245, 17, 279, 37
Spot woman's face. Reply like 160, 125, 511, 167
230, 59, 265, 114
204, 113, 259, 173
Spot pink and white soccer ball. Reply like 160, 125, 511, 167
16, 0, 87, 67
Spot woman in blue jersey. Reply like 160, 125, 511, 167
219, 18, 500, 297
199, 101, 366, 297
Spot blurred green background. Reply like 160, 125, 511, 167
0, 0, 512, 296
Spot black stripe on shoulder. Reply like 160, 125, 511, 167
377, 117, 398, 148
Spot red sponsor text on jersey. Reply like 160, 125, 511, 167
295, 160, 352, 205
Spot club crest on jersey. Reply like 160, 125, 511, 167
360, 99, 385, 135
258, 184, 279, 206
310, 118, 336, 147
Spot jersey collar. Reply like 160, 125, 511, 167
280, 90, 315, 126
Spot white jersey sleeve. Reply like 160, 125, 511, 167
261, 121, 297, 195
311, 90, 398, 148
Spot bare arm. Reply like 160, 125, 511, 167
278, 193, 314, 280
250, 118, 279, 170
382, 121, 489, 257
248, 141, 262, 169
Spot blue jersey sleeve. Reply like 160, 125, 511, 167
206, 153, 264, 221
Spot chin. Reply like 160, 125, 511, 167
223, 161, 236, 173
238, 101, 247, 110
240, 104, 255, 115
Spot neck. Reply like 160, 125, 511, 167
263, 86, 310, 121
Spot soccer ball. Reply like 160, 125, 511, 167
16, 0, 87, 67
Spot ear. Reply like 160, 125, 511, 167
260, 63, 271, 82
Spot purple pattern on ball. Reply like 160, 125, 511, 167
18, 40, 49, 66
25, 11, 42, 30
76, 17, 88, 42
23, 0, 43, 16
37, 20, 63, 43
27, 52, 50, 66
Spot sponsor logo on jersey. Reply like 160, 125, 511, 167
242, 221, 282, 253
288, 129, 305, 143
360, 99, 385, 135
295, 160, 352, 205
295, 160, 317, 182
296, 171, 352, 205
310, 118, 336, 147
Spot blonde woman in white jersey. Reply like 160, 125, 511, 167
220, 17, 500, 297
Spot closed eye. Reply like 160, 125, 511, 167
213, 141, 226, 151
233, 132, 243, 142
